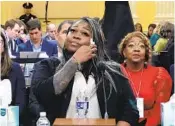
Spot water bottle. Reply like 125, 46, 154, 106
36, 112, 50, 126
76, 90, 89, 118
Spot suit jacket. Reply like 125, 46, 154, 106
18, 39, 58, 57
8, 39, 19, 57
1, 62, 26, 115
30, 57, 139, 125
43, 35, 54, 41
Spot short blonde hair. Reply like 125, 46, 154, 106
119, 31, 152, 62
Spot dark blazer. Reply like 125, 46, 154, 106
1, 62, 26, 115
9, 39, 19, 57
43, 35, 54, 41
30, 57, 139, 125
18, 39, 58, 57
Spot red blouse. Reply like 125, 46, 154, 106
121, 64, 172, 126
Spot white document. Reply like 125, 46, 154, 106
136, 97, 144, 118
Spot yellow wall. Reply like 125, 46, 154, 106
0, 1, 105, 32
0, 1, 174, 32
136, 1, 156, 31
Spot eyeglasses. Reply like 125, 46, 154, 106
126, 43, 145, 50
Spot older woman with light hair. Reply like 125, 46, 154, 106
119, 31, 172, 126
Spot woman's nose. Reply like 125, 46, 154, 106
133, 46, 140, 51
73, 33, 81, 40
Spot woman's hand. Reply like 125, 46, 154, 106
73, 44, 97, 64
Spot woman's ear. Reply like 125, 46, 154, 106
123, 50, 126, 58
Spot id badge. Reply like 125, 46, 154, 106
136, 97, 144, 118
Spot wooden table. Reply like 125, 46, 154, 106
53, 118, 116, 126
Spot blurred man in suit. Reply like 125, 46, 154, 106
19, 2, 37, 25
56, 20, 73, 58
18, 18, 58, 57
4, 19, 20, 57
44, 23, 57, 41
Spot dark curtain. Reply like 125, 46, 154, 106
102, 1, 134, 62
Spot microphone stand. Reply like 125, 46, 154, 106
43, 1, 50, 25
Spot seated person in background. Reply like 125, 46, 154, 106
149, 21, 166, 48
44, 23, 57, 41
16, 19, 29, 44
119, 31, 172, 126
147, 23, 156, 39
1, 31, 26, 122
4, 19, 20, 57
30, 17, 139, 125
153, 22, 172, 53
135, 23, 143, 33
19, 2, 37, 25
162, 22, 174, 65
18, 18, 58, 57
56, 20, 74, 58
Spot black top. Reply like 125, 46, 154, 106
30, 57, 139, 125
19, 13, 37, 24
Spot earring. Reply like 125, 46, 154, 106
144, 62, 147, 68
124, 59, 127, 67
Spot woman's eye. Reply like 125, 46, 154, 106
82, 32, 89, 37
128, 44, 134, 48
140, 45, 145, 49
70, 29, 75, 33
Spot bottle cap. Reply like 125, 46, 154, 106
40, 112, 46, 117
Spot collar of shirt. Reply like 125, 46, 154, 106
30, 39, 43, 52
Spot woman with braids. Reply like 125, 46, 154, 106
0, 30, 26, 122
31, 17, 139, 125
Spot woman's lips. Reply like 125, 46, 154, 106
132, 54, 140, 58
71, 42, 79, 46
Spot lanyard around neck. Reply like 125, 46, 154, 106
125, 68, 144, 97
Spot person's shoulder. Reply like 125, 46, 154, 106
44, 39, 57, 44
18, 41, 28, 50
103, 60, 126, 78
18, 42, 26, 47
19, 14, 26, 19
44, 39, 58, 47
105, 60, 121, 70
30, 13, 37, 18
11, 62, 20, 67
35, 57, 60, 69
11, 62, 22, 72
148, 65, 169, 76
